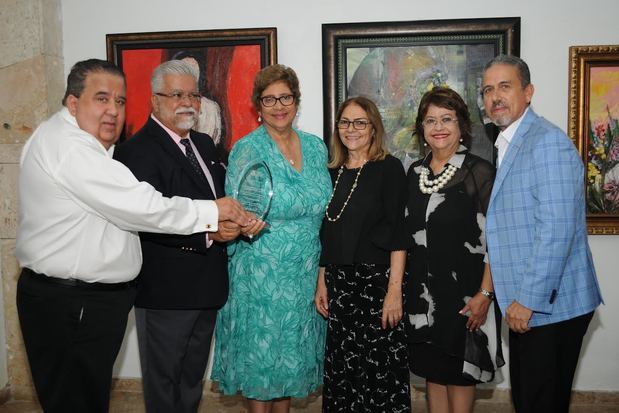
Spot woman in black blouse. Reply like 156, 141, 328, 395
406, 87, 504, 413
315, 96, 411, 413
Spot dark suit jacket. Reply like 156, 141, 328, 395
114, 117, 228, 309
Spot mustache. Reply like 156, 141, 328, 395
491, 100, 506, 110
175, 107, 197, 115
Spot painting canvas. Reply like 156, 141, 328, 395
568, 45, 619, 234
323, 18, 520, 170
587, 66, 619, 214
107, 28, 277, 155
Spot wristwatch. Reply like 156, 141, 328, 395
479, 288, 495, 301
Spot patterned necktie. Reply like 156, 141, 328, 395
180, 138, 207, 182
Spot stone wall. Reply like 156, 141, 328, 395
0, 0, 63, 399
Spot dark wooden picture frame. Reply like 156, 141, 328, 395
322, 18, 520, 169
106, 28, 277, 152
568, 45, 619, 234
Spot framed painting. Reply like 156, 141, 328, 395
322, 17, 520, 170
568, 45, 619, 234
106, 28, 277, 155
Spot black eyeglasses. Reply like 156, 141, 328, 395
336, 119, 371, 130
260, 94, 295, 107
155, 92, 201, 102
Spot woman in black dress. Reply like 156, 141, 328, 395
406, 87, 504, 413
315, 96, 411, 413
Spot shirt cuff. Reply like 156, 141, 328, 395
195, 199, 218, 232
205, 233, 213, 248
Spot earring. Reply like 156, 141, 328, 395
459, 138, 463, 142
258, 115, 262, 122
423, 142, 428, 147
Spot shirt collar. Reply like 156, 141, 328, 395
495, 106, 530, 147
60, 107, 115, 155
151, 114, 190, 143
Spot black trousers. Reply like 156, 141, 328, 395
509, 311, 594, 413
16, 269, 136, 413
135, 307, 218, 413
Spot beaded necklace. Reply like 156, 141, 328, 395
325, 160, 367, 222
418, 164, 457, 194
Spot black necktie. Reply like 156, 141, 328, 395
180, 138, 207, 182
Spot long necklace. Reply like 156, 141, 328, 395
325, 160, 367, 222
418, 164, 457, 194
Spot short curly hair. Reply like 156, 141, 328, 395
251, 64, 301, 111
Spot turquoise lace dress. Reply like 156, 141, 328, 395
211, 125, 331, 400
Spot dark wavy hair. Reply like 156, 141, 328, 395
414, 87, 472, 148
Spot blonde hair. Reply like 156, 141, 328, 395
328, 96, 388, 168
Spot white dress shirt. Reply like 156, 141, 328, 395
495, 106, 530, 167
16, 108, 219, 283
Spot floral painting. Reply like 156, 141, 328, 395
568, 44, 619, 234
587, 66, 619, 214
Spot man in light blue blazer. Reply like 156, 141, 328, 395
482, 55, 602, 413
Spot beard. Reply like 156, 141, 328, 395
489, 100, 513, 129
174, 108, 198, 131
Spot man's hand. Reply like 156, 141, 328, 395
214, 197, 251, 226
505, 300, 533, 333
210, 221, 241, 243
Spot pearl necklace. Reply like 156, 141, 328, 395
418, 164, 457, 194
325, 160, 367, 222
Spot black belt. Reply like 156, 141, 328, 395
22, 268, 136, 291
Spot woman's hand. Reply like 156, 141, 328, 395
460, 292, 491, 331
382, 288, 403, 329
240, 214, 267, 239
314, 268, 329, 318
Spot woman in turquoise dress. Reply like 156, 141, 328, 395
211, 64, 331, 413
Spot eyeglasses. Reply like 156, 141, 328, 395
155, 92, 201, 103
260, 94, 295, 107
336, 119, 371, 130
422, 116, 458, 129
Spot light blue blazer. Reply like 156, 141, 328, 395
486, 108, 602, 327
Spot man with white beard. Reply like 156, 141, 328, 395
114, 60, 237, 413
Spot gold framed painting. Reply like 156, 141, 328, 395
568, 45, 619, 234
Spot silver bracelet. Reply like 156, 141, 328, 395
479, 288, 495, 301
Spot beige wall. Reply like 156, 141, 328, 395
0, 0, 64, 397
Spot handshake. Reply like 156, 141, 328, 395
211, 197, 267, 242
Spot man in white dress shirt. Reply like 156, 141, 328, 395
15, 59, 249, 413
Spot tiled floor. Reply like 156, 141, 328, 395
0, 392, 617, 413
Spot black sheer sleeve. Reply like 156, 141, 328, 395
370, 155, 410, 251
462, 155, 495, 215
